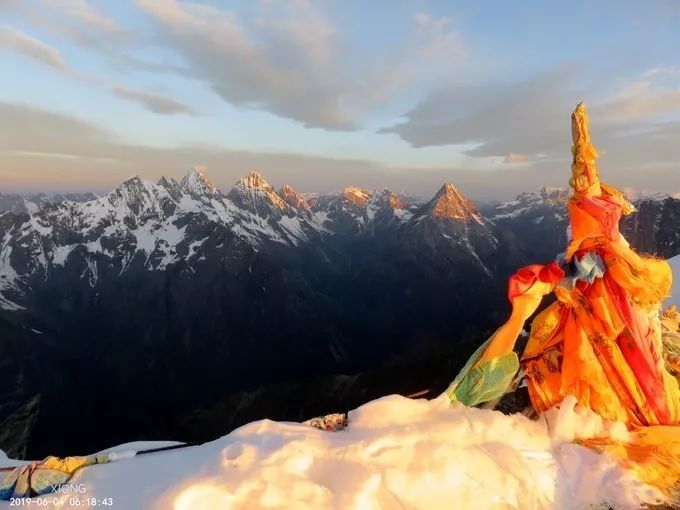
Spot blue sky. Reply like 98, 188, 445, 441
1, 0, 680, 199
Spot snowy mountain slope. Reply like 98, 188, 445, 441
0, 170, 333, 309
0, 192, 97, 215
4, 175, 680, 461
1, 171, 514, 459
404, 183, 498, 277
487, 187, 680, 262
0, 395, 662, 510
310, 186, 414, 235
0, 169, 430, 310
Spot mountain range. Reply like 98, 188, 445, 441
1, 169, 679, 458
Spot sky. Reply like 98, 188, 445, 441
1, 0, 680, 200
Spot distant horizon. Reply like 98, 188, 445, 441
2, 1, 680, 199
2, 166, 679, 204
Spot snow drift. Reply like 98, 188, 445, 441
0, 394, 664, 510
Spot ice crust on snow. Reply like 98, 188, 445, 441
0, 394, 663, 510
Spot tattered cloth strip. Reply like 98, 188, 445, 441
661, 306, 680, 378
0, 455, 110, 500
446, 103, 680, 499
304, 412, 349, 432
580, 427, 680, 501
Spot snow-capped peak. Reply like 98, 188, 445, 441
227, 171, 288, 215
180, 167, 218, 197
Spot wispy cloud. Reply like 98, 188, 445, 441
0, 24, 193, 116
0, 24, 67, 71
112, 85, 193, 115
135, 0, 357, 129
413, 12, 466, 60
134, 1, 468, 130
48, 0, 121, 34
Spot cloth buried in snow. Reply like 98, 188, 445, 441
445, 102, 680, 496
305, 412, 349, 432
0, 454, 109, 500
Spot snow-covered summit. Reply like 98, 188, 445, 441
227, 171, 289, 216
0, 394, 662, 510
180, 167, 219, 200
490, 187, 570, 221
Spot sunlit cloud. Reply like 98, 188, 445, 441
0, 24, 67, 71
112, 85, 194, 116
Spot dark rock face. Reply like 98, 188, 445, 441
481, 187, 570, 264
621, 196, 680, 258
0, 396, 40, 460
0, 193, 28, 214
0, 171, 514, 457
483, 189, 680, 263
0, 174, 678, 458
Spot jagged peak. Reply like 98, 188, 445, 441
427, 182, 480, 220
181, 166, 217, 194
114, 175, 151, 197
238, 171, 271, 190
228, 171, 288, 212
364, 189, 406, 211
157, 175, 178, 187
279, 184, 307, 209
121, 175, 143, 186
342, 186, 374, 206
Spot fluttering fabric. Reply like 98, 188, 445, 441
0, 455, 110, 499
447, 102, 680, 496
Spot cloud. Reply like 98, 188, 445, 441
382, 65, 576, 155
0, 23, 192, 117
384, 64, 680, 160
134, 1, 467, 130
590, 77, 680, 125
2, 100, 679, 201
0, 100, 521, 198
1, 0, 182, 74
49, 0, 121, 34
380, 65, 680, 195
134, 0, 356, 130
413, 12, 466, 60
0, 24, 67, 71
503, 153, 529, 164
112, 85, 193, 115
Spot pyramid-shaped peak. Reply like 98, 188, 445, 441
181, 166, 216, 192
437, 182, 464, 197
228, 171, 288, 213
428, 182, 480, 220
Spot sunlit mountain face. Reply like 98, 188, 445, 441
1, 170, 679, 458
